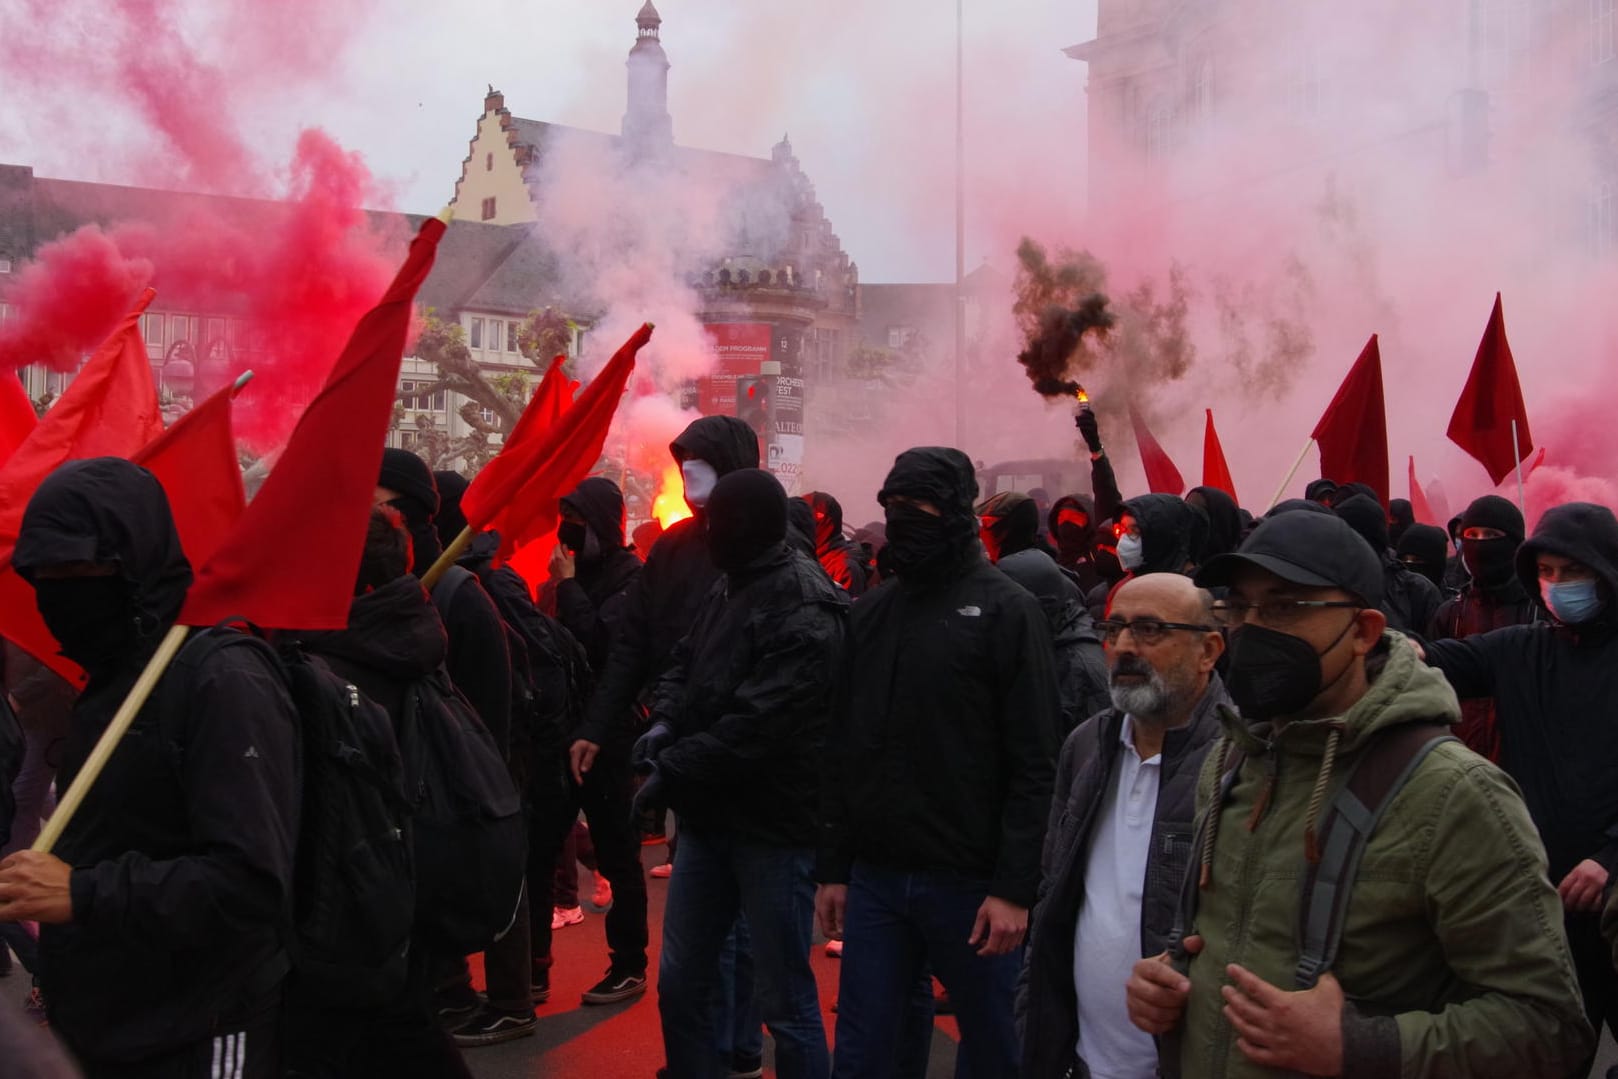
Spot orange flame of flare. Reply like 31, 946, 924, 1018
1076, 388, 1090, 404
652, 463, 693, 529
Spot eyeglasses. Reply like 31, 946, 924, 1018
1096, 618, 1215, 645
1209, 599, 1361, 629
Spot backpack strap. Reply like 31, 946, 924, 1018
1293, 723, 1456, 988
429, 566, 475, 620
1166, 739, 1246, 960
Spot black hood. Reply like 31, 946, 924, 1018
15, 458, 192, 639
1048, 494, 1097, 547
561, 476, 627, 550
977, 491, 1042, 558
301, 575, 447, 681
1517, 502, 1618, 620
1388, 499, 1415, 545
1119, 493, 1197, 575
1396, 524, 1449, 591
1334, 493, 1390, 555
806, 491, 845, 551
786, 498, 818, 560
433, 470, 470, 551
878, 447, 979, 514
998, 550, 1077, 617
1187, 486, 1242, 561
670, 415, 760, 477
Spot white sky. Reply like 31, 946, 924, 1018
0, 0, 1099, 283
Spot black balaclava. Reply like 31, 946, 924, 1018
378, 448, 442, 576
1396, 524, 1449, 591
805, 491, 846, 553
1460, 494, 1525, 589
976, 491, 1040, 562
1334, 493, 1390, 557
706, 468, 788, 574
1388, 499, 1415, 546
878, 447, 981, 586
786, 498, 818, 561
559, 476, 627, 568
1305, 478, 1338, 504
1049, 495, 1096, 564
433, 470, 470, 552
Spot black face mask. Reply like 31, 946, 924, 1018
558, 521, 588, 554
1055, 521, 1089, 559
1225, 618, 1356, 722
1461, 536, 1518, 587
884, 503, 963, 582
33, 576, 141, 675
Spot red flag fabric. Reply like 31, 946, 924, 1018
1522, 446, 1547, 481
1202, 409, 1237, 503
132, 378, 248, 568
459, 354, 576, 532
1128, 405, 1185, 496
182, 217, 446, 629
1448, 293, 1533, 486
490, 324, 653, 563
0, 372, 38, 467
1311, 334, 1389, 505
1408, 456, 1435, 525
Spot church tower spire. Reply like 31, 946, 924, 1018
623, 1, 673, 147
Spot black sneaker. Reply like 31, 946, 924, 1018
451, 1004, 537, 1048
729, 1052, 764, 1079
435, 990, 484, 1032
581, 968, 647, 1005
530, 968, 551, 1004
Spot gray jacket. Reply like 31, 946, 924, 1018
1018, 675, 1230, 1079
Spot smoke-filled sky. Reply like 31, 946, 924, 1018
0, 0, 1095, 284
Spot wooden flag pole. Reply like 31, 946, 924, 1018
32, 622, 192, 854
1511, 419, 1527, 519
1267, 439, 1315, 512
420, 526, 474, 591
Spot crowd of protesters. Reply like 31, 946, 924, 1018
3, 404, 1618, 1079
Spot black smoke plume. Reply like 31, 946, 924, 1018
1014, 239, 1115, 398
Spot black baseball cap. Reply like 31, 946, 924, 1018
1195, 511, 1383, 609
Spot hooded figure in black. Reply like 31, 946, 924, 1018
1048, 494, 1104, 595
817, 447, 1059, 1078
5, 459, 298, 1075
1396, 523, 1451, 593
633, 469, 847, 1077
376, 450, 511, 753
786, 497, 820, 563
1444, 513, 1471, 593
1425, 502, 1618, 1044
1432, 495, 1539, 763
997, 550, 1109, 732
1388, 498, 1416, 546
570, 415, 760, 764
1334, 492, 1442, 635
976, 491, 1057, 565
804, 491, 869, 596
1185, 486, 1242, 563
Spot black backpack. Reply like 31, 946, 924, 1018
397, 662, 527, 952
166, 627, 415, 1008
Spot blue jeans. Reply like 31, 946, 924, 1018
658, 824, 827, 1079
832, 863, 1022, 1079
718, 916, 765, 1060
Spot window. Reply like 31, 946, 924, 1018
1595, 0, 1617, 64
1145, 103, 1175, 162
400, 379, 417, 409
1591, 178, 1616, 258
0, 256, 11, 274
169, 314, 192, 344
480, 196, 496, 220
470, 318, 484, 349
1476, 0, 1537, 87
507, 321, 519, 353
486, 152, 494, 172
1191, 58, 1214, 120
887, 326, 916, 349
480, 407, 496, 425
142, 314, 163, 347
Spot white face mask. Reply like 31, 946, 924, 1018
1116, 533, 1145, 572
681, 459, 719, 509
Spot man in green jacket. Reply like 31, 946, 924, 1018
1126, 510, 1591, 1078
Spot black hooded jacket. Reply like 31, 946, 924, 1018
1121, 494, 1197, 575
1187, 486, 1242, 563
12, 460, 299, 1062
1335, 493, 1443, 635
1048, 494, 1105, 596
998, 550, 1110, 733
575, 416, 759, 748
818, 448, 1060, 907
805, 491, 868, 596
556, 477, 643, 671
302, 576, 448, 725
1425, 503, 1618, 882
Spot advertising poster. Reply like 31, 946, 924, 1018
697, 323, 771, 415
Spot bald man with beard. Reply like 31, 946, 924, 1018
1019, 575, 1228, 1079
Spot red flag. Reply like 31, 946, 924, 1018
0, 373, 38, 467
1128, 405, 1185, 496
1408, 456, 1435, 525
132, 378, 248, 567
1311, 334, 1389, 505
1202, 409, 1237, 503
459, 354, 578, 533
182, 217, 446, 629
1523, 446, 1547, 481
490, 324, 653, 562
1448, 293, 1533, 485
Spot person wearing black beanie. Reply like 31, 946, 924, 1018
1334, 493, 1442, 634
1396, 523, 1451, 593
1431, 494, 1538, 763
630, 468, 848, 1077
376, 447, 444, 577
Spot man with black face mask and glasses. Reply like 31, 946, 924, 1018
1125, 510, 1590, 1079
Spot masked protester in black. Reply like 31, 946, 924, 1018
977, 491, 1058, 565
1333, 493, 1442, 635
817, 447, 1060, 1079
1185, 486, 1242, 562
1425, 502, 1618, 1057
1430, 495, 1538, 763
1048, 495, 1103, 595
1444, 514, 1471, 593
633, 469, 847, 1078
3, 459, 298, 1079
997, 550, 1109, 733
786, 498, 820, 564
804, 492, 869, 596
1388, 498, 1416, 546
1396, 524, 1451, 594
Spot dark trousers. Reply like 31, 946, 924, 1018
832, 863, 1021, 1079
74, 1004, 281, 1079
1567, 909, 1618, 1071
554, 820, 599, 909
528, 751, 648, 975
441, 882, 534, 1013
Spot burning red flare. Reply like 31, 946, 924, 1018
652, 463, 692, 529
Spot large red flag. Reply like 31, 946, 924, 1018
459, 354, 576, 533
491, 324, 653, 563
1408, 456, 1435, 525
183, 216, 446, 629
0, 373, 38, 467
1311, 334, 1389, 505
1448, 293, 1533, 485
1202, 409, 1237, 503
132, 377, 248, 567
1129, 405, 1185, 496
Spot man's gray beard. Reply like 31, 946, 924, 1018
1110, 669, 1173, 720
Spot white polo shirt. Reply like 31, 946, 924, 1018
1072, 717, 1163, 1079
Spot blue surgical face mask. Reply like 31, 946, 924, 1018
1115, 533, 1145, 572
1544, 578, 1604, 625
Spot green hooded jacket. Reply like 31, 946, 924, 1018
1168, 633, 1591, 1078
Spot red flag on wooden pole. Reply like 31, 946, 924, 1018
1448, 293, 1533, 486
1128, 405, 1185, 496
132, 376, 250, 568
458, 353, 577, 533
1311, 334, 1389, 505
1408, 456, 1435, 525
1202, 409, 1237, 503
